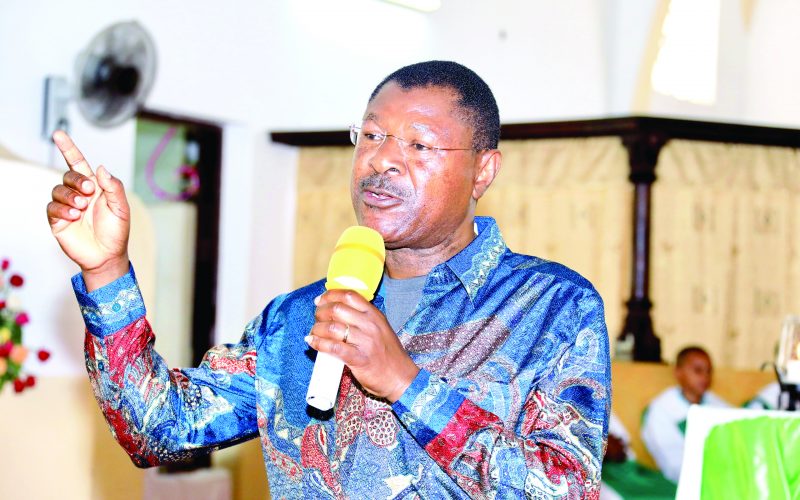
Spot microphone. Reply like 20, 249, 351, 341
306, 226, 385, 411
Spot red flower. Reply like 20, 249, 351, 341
38, 349, 51, 362
25, 375, 36, 388
13, 378, 25, 393
9, 274, 24, 287
0, 341, 12, 357
0, 300, 5, 310
1, 258, 9, 271
15, 312, 30, 326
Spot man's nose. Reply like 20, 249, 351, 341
369, 136, 406, 175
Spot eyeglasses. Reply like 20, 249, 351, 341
349, 124, 474, 161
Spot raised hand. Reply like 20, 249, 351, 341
46, 131, 131, 291
307, 290, 420, 403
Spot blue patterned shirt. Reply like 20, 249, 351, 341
74, 216, 610, 499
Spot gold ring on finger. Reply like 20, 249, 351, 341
342, 323, 350, 344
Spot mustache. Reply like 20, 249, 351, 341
358, 174, 411, 199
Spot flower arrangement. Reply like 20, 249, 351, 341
0, 258, 49, 393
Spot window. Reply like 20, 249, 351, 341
651, 0, 721, 105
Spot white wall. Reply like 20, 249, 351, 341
427, 0, 609, 122
604, 0, 660, 114
0, 0, 612, 171
743, 0, 800, 127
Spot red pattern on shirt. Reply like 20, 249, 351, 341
301, 424, 343, 498
85, 329, 157, 467
425, 399, 502, 467
425, 396, 592, 498
103, 318, 152, 386
206, 347, 257, 376
335, 368, 399, 450
521, 391, 580, 435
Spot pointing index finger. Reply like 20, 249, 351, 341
52, 130, 95, 178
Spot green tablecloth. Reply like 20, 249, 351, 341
701, 416, 800, 499
602, 460, 677, 499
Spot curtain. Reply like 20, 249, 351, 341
293, 146, 357, 288
477, 137, 633, 350
651, 140, 800, 369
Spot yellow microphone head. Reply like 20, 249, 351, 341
325, 226, 386, 301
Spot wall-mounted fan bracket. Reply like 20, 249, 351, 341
42, 76, 72, 140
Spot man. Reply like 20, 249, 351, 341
641, 346, 729, 484
47, 61, 610, 498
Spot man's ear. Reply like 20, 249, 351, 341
472, 149, 502, 201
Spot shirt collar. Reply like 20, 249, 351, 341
434, 216, 508, 302
376, 216, 508, 304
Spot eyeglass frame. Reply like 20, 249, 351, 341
349, 124, 478, 158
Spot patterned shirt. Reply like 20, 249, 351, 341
74, 216, 610, 499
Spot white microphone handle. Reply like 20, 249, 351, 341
306, 351, 345, 411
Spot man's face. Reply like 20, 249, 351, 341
350, 82, 483, 250
675, 352, 712, 400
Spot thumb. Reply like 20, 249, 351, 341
96, 165, 130, 220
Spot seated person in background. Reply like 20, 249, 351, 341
604, 413, 631, 463
746, 381, 781, 410
641, 346, 730, 484
601, 414, 676, 500
746, 381, 799, 411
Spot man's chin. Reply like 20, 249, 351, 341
358, 213, 406, 245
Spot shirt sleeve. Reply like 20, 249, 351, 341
74, 265, 261, 467
392, 290, 610, 499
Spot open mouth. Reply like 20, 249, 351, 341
363, 188, 402, 208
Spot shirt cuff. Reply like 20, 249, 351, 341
392, 369, 466, 449
71, 264, 146, 338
